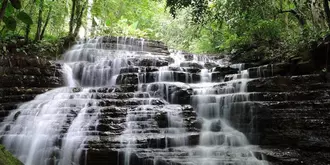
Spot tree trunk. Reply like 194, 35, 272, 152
25, 24, 31, 44
73, 0, 87, 38
69, 0, 76, 36
0, 0, 8, 22
35, 0, 44, 41
24, 3, 35, 43
324, 0, 330, 30
40, 6, 53, 40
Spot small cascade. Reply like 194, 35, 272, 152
0, 87, 102, 165
189, 67, 267, 165
231, 63, 245, 72
0, 36, 268, 165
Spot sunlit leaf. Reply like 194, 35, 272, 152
105, 20, 111, 26
131, 21, 139, 29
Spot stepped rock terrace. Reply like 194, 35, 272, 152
0, 36, 329, 165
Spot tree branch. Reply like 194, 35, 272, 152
73, 0, 87, 38
69, 0, 76, 36
279, 9, 305, 26
35, 0, 44, 41
0, 0, 9, 22
324, 0, 330, 30
40, 5, 52, 40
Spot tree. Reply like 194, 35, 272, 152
0, 0, 329, 57
0, 0, 9, 22
40, 1, 53, 40
35, 0, 44, 41
324, 0, 330, 30
68, 0, 87, 38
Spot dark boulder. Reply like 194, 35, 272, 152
204, 62, 218, 70
212, 66, 238, 75
180, 62, 203, 69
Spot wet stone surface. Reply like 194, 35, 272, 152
1, 37, 330, 165
0, 55, 63, 121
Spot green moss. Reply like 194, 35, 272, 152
0, 145, 23, 165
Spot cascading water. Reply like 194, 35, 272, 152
189, 64, 267, 165
0, 36, 145, 165
0, 36, 268, 165
0, 87, 101, 165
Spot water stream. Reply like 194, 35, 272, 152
0, 37, 267, 165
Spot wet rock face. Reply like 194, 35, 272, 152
247, 62, 318, 79
247, 74, 325, 92
212, 66, 238, 74
192, 59, 330, 164
183, 53, 194, 61
242, 73, 330, 165
137, 83, 192, 104
0, 55, 63, 121
84, 95, 200, 165
132, 58, 169, 67
0, 38, 204, 165
3, 37, 330, 165
116, 74, 139, 85
81, 48, 330, 165
210, 66, 239, 82
204, 62, 218, 69
180, 62, 203, 69
98, 36, 170, 55
120, 67, 139, 74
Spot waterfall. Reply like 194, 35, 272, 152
0, 36, 268, 165
190, 60, 267, 165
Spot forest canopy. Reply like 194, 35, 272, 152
0, 0, 330, 57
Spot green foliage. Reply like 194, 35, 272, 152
250, 20, 281, 42
217, 20, 282, 51
0, 0, 329, 61
1, 0, 33, 33
3, 16, 17, 31
166, 0, 208, 23
17, 11, 33, 25
0, 145, 23, 165
5, 3, 15, 17
9, 0, 21, 9
109, 19, 147, 37
89, 0, 166, 39
164, 0, 330, 60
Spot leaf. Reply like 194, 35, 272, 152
131, 21, 139, 29
17, 11, 33, 25
5, 3, 15, 17
3, 16, 17, 31
92, 17, 98, 26
9, 0, 21, 9
105, 20, 111, 26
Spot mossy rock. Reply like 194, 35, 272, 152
0, 145, 23, 165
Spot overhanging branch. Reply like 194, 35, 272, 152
279, 9, 305, 26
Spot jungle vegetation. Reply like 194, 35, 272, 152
0, 0, 329, 60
